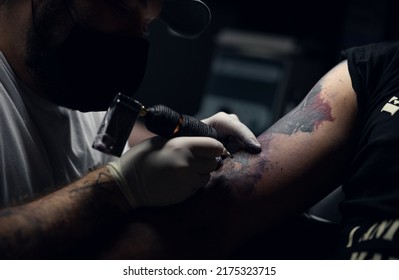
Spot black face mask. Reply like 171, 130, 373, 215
30, 24, 149, 112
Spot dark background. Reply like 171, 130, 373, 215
135, 0, 399, 117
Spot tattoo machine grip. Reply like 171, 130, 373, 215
92, 93, 217, 157
144, 104, 217, 139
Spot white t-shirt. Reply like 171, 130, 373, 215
0, 52, 116, 207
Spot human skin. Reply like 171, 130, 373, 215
101, 60, 359, 259
0, 0, 163, 97
0, 0, 261, 259
0, 0, 158, 259
0, 0, 357, 259
0, 60, 357, 260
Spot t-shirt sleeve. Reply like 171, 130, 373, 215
340, 41, 399, 116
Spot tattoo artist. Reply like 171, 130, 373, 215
0, 0, 261, 258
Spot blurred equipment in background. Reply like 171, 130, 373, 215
196, 29, 300, 135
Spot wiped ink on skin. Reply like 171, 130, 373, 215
210, 81, 335, 195
209, 137, 272, 195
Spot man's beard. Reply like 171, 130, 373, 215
24, 0, 74, 104
24, 0, 149, 112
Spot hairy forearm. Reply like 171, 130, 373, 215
0, 166, 129, 259
103, 64, 358, 259
103, 132, 349, 259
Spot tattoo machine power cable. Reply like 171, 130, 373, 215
92, 93, 217, 157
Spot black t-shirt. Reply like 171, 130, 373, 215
336, 42, 399, 259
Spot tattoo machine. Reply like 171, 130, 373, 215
92, 93, 217, 157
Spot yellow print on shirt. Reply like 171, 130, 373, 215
381, 96, 399, 116
346, 219, 399, 260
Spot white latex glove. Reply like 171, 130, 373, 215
201, 112, 261, 154
107, 136, 227, 208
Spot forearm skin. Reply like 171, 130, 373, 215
102, 63, 358, 259
0, 166, 129, 259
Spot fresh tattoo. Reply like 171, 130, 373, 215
210, 81, 334, 195
269, 81, 334, 135
210, 136, 273, 196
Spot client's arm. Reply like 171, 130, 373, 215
103, 60, 359, 259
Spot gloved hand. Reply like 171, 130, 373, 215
107, 136, 227, 208
201, 112, 261, 154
